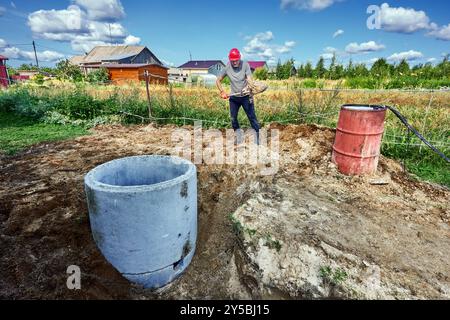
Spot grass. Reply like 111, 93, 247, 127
319, 266, 348, 286
382, 143, 450, 187
0, 112, 89, 155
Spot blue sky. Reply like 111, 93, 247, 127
0, 0, 449, 67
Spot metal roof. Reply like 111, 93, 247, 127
178, 60, 224, 69
101, 54, 137, 61
82, 46, 146, 64
248, 61, 267, 70
94, 63, 169, 69
69, 55, 86, 65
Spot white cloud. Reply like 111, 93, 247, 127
333, 29, 344, 38
0, 6, 6, 16
28, 5, 90, 38
27, 3, 140, 53
365, 58, 380, 65
320, 47, 338, 60
345, 41, 385, 54
426, 58, 437, 64
36, 50, 66, 62
320, 53, 334, 60
74, 0, 125, 22
123, 35, 141, 45
0, 39, 65, 62
83, 22, 128, 42
387, 50, 423, 62
161, 59, 174, 67
243, 31, 295, 64
281, 0, 342, 11
71, 40, 109, 53
284, 41, 296, 47
243, 31, 274, 54
276, 41, 296, 53
378, 3, 432, 34
10, 2, 16, 9
427, 24, 450, 41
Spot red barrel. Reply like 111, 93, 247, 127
332, 105, 387, 175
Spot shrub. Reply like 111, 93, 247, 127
254, 67, 268, 80
302, 79, 317, 88
345, 77, 381, 89
86, 67, 110, 84
34, 74, 45, 85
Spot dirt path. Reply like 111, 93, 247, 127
0, 123, 448, 299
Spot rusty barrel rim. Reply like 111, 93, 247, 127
341, 104, 387, 111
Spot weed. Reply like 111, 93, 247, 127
319, 266, 348, 286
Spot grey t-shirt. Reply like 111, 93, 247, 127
219, 60, 252, 96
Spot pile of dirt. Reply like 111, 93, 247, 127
0, 123, 448, 299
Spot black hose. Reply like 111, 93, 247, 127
384, 105, 450, 163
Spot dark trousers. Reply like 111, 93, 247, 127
229, 95, 260, 133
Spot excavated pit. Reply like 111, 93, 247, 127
0, 123, 448, 299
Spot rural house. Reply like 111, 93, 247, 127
248, 61, 268, 72
178, 60, 225, 77
168, 67, 185, 83
0, 55, 9, 87
69, 45, 168, 84
268, 64, 297, 77
88, 63, 168, 85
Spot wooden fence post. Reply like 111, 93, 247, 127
144, 70, 152, 119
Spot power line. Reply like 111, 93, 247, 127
35, 44, 75, 56
0, 43, 33, 47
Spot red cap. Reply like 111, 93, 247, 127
228, 48, 241, 61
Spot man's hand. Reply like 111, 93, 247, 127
220, 91, 229, 100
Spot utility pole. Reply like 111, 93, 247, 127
32, 41, 39, 68
189, 51, 192, 61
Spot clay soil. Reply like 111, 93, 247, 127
0, 123, 448, 299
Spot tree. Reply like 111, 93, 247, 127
40, 66, 56, 75
395, 59, 410, 76
334, 64, 345, 80
18, 63, 38, 71
314, 57, 326, 78
435, 54, 450, 78
304, 62, 314, 78
55, 59, 84, 82
371, 58, 390, 78
283, 58, 295, 78
345, 59, 355, 78
327, 54, 337, 79
297, 64, 305, 78
6, 65, 17, 76
327, 54, 344, 80
275, 58, 295, 80
253, 67, 268, 80
353, 63, 369, 77
275, 59, 283, 80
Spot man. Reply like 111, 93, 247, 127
216, 48, 260, 144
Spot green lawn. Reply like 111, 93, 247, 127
0, 112, 90, 155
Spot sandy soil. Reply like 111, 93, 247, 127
0, 123, 448, 299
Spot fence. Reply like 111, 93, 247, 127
2, 76, 449, 181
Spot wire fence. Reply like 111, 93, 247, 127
2, 74, 449, 164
